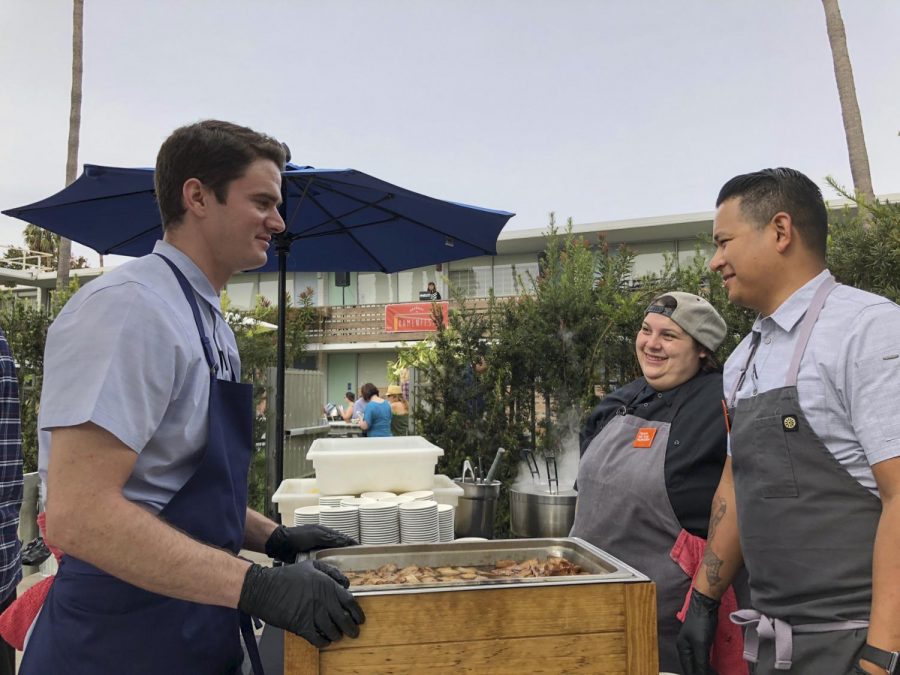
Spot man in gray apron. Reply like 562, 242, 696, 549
677, 168, 900, 674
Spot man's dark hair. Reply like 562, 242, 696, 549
155, 120, 287, 230
716, 168, 828, 259
361, 382, 379, 401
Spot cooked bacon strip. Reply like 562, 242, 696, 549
346, 556, 589, 586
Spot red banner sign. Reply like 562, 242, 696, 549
385, 302, 449, 333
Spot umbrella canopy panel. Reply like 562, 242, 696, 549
3, 165, 161, 258
4, 164, 515, 273
271, 167, 513, 273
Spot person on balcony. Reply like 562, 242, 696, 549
571, 292, 745, 674
358, 383, 392, 437
424, 281, 441, 301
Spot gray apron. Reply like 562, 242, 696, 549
728, 276, 879, 673
571, 404, 688, 673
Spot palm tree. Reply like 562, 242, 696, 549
56, 0, 84, 290
25, 224, 59, 269
821, 0, 875, 206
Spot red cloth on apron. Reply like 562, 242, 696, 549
0, 513, 62, 650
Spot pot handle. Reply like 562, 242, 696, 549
522, 448, 540, 480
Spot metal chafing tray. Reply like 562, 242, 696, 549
311, 537, 650, 596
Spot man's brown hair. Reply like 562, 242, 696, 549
155, 120, 286, 230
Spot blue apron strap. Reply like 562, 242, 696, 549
154, 253, 218, 375
240, 613, 266, 675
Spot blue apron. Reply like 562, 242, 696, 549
22, 255, 265, 675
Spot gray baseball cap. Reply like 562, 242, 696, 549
645, 291, 727, 352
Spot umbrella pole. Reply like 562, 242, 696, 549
272, 235, 289, 522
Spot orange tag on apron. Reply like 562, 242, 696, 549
633, 427, 657, 448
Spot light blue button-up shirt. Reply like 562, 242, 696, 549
39, 240, 242, 513
724, 270, 900, 495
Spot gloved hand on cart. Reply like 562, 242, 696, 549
265, 524, 358, 563
239, 560, 365, 647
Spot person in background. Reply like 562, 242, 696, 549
0, 327, 22, 675
18, 120, 363, 674
571, 292, 745, 674
340, 391, 356, 422
425, 281, 441, 300
386, 384, 409, 436
678, 168, 900, 675
358, 383, 392, 437
350, 386, 367, 423
385, 385, 408, 416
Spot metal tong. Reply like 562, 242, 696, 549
522, 448, 540, 481
545, 455, 559, 495
521, 448, 558, 494
461, 458, 476, 483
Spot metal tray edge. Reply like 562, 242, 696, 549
310, 537, 651, 596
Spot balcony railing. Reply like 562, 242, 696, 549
308, 298, 494, 345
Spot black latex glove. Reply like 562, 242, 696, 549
239, 561, 365, 648
676, 588, 720, 675
265, 524, 358, 563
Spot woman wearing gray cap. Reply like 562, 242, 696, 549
570, 292, 745, 674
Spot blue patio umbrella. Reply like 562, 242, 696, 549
4, 162, 515, 510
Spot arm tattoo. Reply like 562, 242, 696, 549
707, 496, 726, 542
703, 547, 725, 590
703, 495, 728, 590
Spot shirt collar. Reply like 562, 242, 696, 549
152, 240, 224, 318
637, 372, 702, 403
752, 269, 832, 334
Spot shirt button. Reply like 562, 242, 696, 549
764, 337, 772, 344
643, 403, 649, 408
657, 393, 663, 398
673, 440, 680, 446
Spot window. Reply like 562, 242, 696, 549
357, 272, 394, 304
225, 280, 255, 310
493, 262, 539, 296
448, 266, 491, 297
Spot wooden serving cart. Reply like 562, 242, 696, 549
283, 538, 658, 675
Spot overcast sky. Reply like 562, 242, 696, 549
1, 1, 898, 266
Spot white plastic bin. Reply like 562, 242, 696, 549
306, 436, 444, 495
272, 478, 320, 523
272, 474, 462, 524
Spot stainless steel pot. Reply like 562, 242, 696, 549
453, 478, 501, 539
509, 487, 577, 538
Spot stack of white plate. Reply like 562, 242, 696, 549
340, 497, 376, 508
399, 490, 434, 501
358, 501, 400, 545
319, 506, 360, 541
319, 495, 353, 508
378, 495, 415, 504
437, 503, 455, 542
293, 505, 321, 526
360, 491, 396, 500
399, 500, 440, 544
